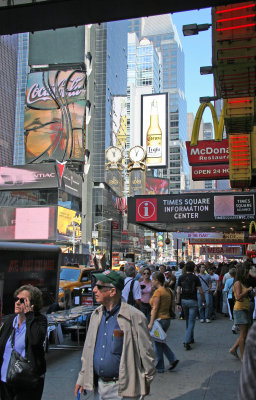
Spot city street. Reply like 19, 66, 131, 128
43, 314, 242, 400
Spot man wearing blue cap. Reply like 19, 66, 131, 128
75, 270, 155, 400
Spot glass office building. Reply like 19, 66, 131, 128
0, 34, 18, 166
128, 14, 188, 193
13, 33, 29, 166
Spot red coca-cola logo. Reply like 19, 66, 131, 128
136, 198, 157, 222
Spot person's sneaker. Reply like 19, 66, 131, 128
184, 343, 192, 350
200, 319, 205, 323
206, 319, 211, 323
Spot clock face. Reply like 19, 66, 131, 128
106, 146, 122, 162
129, 146, 146, 162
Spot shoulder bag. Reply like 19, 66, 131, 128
6, 325, 41, 389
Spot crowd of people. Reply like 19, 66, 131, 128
1, 259, 256, 399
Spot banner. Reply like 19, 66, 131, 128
173, 232, 223, 240
192, 164, 229, 180
146, 176, 169, 195
200, 246, 243, 256
129, 193, 255, 224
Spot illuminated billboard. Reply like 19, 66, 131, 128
112, 96, 127, 149
57, 206, 81, 241
146, 176, 169, 195
0, 207, 56, 240
141, 93, 168, 168
24, 69, 86, 163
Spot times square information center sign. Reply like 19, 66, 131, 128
128, 193, 256, 230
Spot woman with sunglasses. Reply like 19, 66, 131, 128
0, 284, 47, 400
140, 267, 153, 322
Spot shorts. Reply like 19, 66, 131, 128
233, 309, 249, 325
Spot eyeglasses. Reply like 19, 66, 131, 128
14, 297, 25, 304
95, 284, 114, 291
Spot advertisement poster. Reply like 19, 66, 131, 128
0, 207, 56, 240
141, 93, 168, 168
112, 96, 127, 149
57, 206, 81, 241
146, 176, 169, 195
25, 69, 86, 163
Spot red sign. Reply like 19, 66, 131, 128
192, 164, 229, 180
186, 139, 229, 165
136, 198, 157, 222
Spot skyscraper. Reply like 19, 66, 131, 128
129, 14, 188, 193
13, 33, 29, 166
0, 34, 18, 166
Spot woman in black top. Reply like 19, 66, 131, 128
0, 284, 47, 400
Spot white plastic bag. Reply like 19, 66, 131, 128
150, 319, 166, 342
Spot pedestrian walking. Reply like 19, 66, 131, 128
208, 266, 219, 320
197, 264, 212, 323
148, 272, 179, 372
140, 267, 153, 322
75, 270, 155, 400
122, 265, 142, 309
176, 261, 206, 350
238, 320, 256, 400
229, 264, 252, 361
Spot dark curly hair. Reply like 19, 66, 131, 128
14, 284, 43, 312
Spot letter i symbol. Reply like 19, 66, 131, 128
144, 202, 149, 217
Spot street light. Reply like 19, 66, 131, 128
182, 23, 211, 36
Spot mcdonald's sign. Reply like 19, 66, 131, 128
249, 221, 256, 241
187, 102, 229, 171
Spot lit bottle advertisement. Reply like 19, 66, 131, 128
141, 93, 168, 168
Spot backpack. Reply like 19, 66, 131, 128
127, 279, 137, 307
180, 275, 196, 298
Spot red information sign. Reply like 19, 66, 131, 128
186, 139, 229, 165
192, 164, 229, 180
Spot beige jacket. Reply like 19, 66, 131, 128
76, 301, 155, 397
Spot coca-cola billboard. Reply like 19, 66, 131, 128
24, 69, 86, 164
186, 139, 229, 166
192, 164, 229, 180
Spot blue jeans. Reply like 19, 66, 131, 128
198, 291, 211, 320
181, 299, 198, 344
153, 319, 177, 372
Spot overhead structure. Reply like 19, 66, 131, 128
0, 0, 252, 35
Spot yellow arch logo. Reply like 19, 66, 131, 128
249, 221, 256, 235
190, 102, 226, 146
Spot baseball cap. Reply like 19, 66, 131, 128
93, 270, 125, 291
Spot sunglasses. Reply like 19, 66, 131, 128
95, 284, 114, 291
14, 297, 25, 304
143, 272, 150, 275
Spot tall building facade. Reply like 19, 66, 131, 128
0, 35, 18, 166
128, 15, 188, 193
13, 33, 29, 166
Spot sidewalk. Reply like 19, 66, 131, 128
43, 314, 242, 400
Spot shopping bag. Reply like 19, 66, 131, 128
150, 319, 166, 342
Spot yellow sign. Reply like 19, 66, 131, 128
249, 221, 256, 235
57, 206, 81, 240
191, 102, 225, 146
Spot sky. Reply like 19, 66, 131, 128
172, 8, 213, 122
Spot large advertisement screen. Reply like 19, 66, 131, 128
128, 193, 255, 224
25, 69, 86, 163
57, 206, 81, 241
141, 93, 168, 168
146, 176, 169, 195
112, 96, 127, 149
0, 207, 56, 240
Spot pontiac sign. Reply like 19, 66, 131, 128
186, 139, 229, 166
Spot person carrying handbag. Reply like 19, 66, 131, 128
0, 284, 47, 400
148, 272, 179, 373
